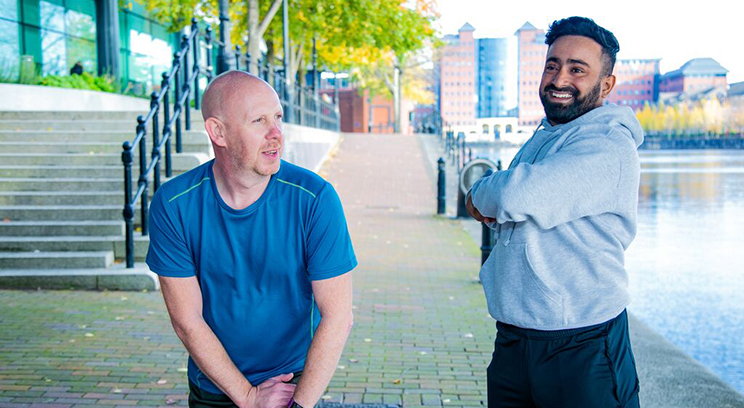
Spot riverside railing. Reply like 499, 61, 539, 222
122, 19, 340, 268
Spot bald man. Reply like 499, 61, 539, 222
146, 71, 357, 408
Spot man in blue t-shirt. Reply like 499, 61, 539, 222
146, 71, 357, 408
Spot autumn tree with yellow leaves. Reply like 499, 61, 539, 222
636, 97, 743, 136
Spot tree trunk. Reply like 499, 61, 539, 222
247, 0, 283, 75
394, 65, 401, 133
247, 0, 259, 74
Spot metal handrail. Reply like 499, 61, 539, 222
122, 18, 341, 268
121, 18, 207, 268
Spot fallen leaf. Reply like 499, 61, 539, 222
156, 379, 167, 385
166, 399, 177, 405
363, 338, 371, 343
348, 358, 358, 363
84, 333, 94, 337
177, 367, 188, 373
113, 388, 122, 393
393, 379, 401, 384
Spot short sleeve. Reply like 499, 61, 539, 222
305, 183, 357, 280
145, 189, 196, 277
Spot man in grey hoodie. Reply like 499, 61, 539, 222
466, 17, 643, 408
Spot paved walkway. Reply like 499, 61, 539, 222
2, 132, 743, 408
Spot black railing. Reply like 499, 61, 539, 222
122, 18, 340, 268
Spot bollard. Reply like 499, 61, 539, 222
437, 157, 446, 214
480, 168, 495, 265
497, 159, 502, 171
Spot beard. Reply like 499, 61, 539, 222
540, 79, 603, 125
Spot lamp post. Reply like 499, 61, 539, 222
282, 0, 292, 123
217, 0, 233, 73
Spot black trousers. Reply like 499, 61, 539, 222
189, 372, 303, 408
487, 310, 640, 408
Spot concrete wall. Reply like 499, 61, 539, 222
278, 123, 340, 173
0, 84, 150, 111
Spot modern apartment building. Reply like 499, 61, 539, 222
439, 23, 477, 128
515, 22, 547, 127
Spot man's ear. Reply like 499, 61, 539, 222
204, 117, 227, 148
601, 74, 616, 99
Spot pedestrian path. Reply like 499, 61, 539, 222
1, 132, 742, 408
317, 133, 491, 407
0, 132, 492, 408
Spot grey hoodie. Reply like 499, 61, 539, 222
469, 104, 644, 330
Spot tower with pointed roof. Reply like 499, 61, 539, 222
438, 23, 478, 129
514, 21, 547, 127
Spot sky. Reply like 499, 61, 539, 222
434, 0, 742, 84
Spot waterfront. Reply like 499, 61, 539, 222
467, 145, 744, 394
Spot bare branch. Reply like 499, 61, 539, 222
257, 0, 284, 38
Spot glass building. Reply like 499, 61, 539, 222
0, 0, 178, 94
476, 37, 518, 118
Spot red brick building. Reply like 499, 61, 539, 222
659, 58, 728, 96
606, 59, 660, 110
439, 23, 477, 128
515, 22, 547, 127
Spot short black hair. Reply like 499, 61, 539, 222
545, 16, 620, 76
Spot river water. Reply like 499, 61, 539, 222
469, 144, 744, 394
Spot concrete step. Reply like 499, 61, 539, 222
0, 165, 186, 179
0, 141, 209, 154
0, 205, 142, 222
0, 130, 209, 144
0, 221, 124, 236
0, 110, 204, 121
0, 119, 205, 131
0, 152, 209, 167
0, 178, 124, 192
0, 251, 113, 269
0, 191, 121, 206
0, 165, 140, 179
0, 111, 146, 121
0, 263, 158, 290
0, 235, 149, 261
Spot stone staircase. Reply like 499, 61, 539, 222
0, 110, 211, 288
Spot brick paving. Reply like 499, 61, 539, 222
0, 133, 493, 407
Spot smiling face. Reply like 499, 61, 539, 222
539, 35, 615, 125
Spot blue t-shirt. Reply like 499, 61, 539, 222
145, 159, 357, 394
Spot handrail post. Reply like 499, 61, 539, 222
192, 18, 201, 110
174, 51, 183, 153
162, 72, 173, 178
205, 27, 214, 81
137, 115, 149, 236
151, 91, 162, 191
235, 45, 241, 71
122, 141, 135, 268
183, 33, 192, 133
